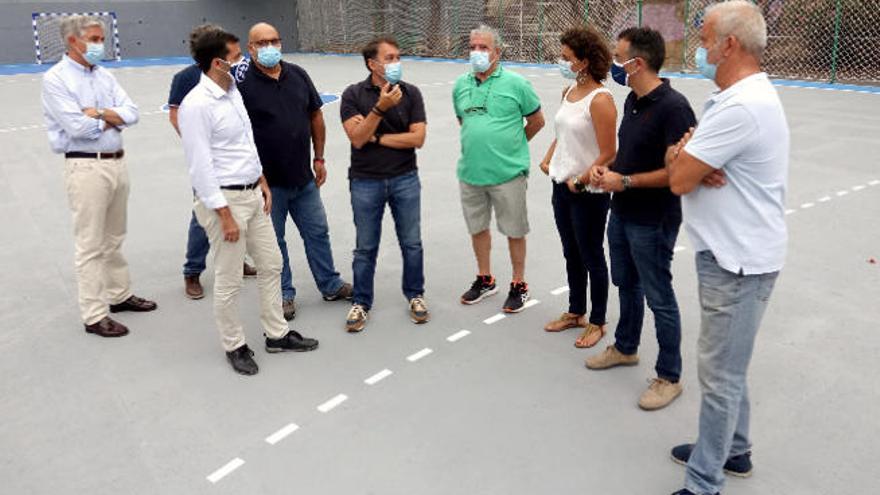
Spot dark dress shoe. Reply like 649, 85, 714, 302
226, 345, 259, 375
110, 295, 158, 313
671, 443, 753, 477
243, 263, 257, 278
265, 330, 319, 353
184, 275, 204, 300
84, 317, 129, 337
672, 490, 719, 495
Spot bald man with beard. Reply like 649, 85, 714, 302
235, 23, 352, 321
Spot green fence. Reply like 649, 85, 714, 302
295, 0, 880, 84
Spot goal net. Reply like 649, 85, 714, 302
32, 11, 121, 64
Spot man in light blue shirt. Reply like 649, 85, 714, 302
42, 15, 156, 338
666, 2, 789, 494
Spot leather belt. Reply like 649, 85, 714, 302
220, 180, 261, 191
65, 150, 125, 160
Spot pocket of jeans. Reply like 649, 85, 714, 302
755, 272, 779, 302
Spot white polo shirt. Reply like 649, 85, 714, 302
683, 72, 790, 275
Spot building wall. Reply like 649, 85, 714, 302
0, 0, 298, 64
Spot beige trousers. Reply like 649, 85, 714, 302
64, 158, 132, 325
194, 188, 288, 352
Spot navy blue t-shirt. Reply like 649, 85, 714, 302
167, 64, 202, 107
236, 60, 323, 188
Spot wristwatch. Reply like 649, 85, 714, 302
622, 175, 633, 190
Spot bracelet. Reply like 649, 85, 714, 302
313, 157, 325, 163
371, 106, 385, 117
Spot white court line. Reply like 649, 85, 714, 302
447, 330, 471, 342
484, 313, 506, 325
852, 185, 866, 191
317, 394, 348, 413
407, 348, 433, 362
869, 179, 879, 186
673, 246, 687, 253
550, 286, 569, 296
364, 368, 393, 385
785, 209, 796, 215
801, 202, 815, 209
522, 299, 541, 310
206, 458, 245, 484
837, 190, 849, 196
818, 196, 831, 202
265, 423, 300, 445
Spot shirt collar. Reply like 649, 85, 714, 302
709, 72, 767, 104
361, 75, 407, 92
640, 78, 671, 102
200, 72, 235, 99
473, 64, 504, 85
62, 54, 97, 73
253, 60, 287, 81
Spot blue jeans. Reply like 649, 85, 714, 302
551, 183, 610, 324
270, 181, 344, 301
685, 251, 778, 495
350, 171, 424, 310
183, 211, 210, 276
608, 211, 683, 382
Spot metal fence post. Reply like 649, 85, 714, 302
583, 0, 589, 23
830, 0, 843, 83
538, 1, 545, 61
682, 0, 691, 71
638, 0, 643, 27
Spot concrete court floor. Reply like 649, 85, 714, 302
0, 54, 878, 494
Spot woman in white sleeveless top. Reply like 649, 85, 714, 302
539, 27, 618, 348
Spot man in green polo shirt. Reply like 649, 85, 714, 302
453, 24, 545, 313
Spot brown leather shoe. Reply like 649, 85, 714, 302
184, 275, 204, 300
84, 316, 129, 337
110, 295, 158, 313
243, 263, 257, 278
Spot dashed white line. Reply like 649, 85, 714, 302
836, 190, 849, 196
818, 196, 831, 202
550, 286, 569, 296
852, 185, 866, 191
317, 394, 348, 413
265, 423, 300, 445
484, 313, 506, 325
364, 368, 393, 385
522, 299, 541, 310
801, 202, 815, 209
673, 246, 687, 253
206, 457, 245, 484
869, 179, 879, 186
785, 209, 796, 215
446, 329, 471, 342
407, 348, 433, 362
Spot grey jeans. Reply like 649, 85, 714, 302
685, 250, 779, 495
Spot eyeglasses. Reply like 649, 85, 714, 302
463, 106, 488, 115
252, 38, 282, 49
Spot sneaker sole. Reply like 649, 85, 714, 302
185, 291, 205, 300
638, 391, 682, 411
85, 328, 129, 338
584, 359, 640, 370
346, 322, 366, 333
265, 342, 319, 353
670, 453, 753, 478
411, 315, 430, 324
503, 295, 531, 314
460, 287, 498, 305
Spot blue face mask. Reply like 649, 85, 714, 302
384, 62, 402, 84
557, 60, 578, 80
610, 58, 635, 87
83, 42, 104, 65
695, 47, 718, 81
469, 50, 492, 73
257, 45, 282, 68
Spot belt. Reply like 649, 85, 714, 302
220, 180, 261, 191
65, 150, 125, 160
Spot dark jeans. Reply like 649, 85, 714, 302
350, 171, 424, 310
270, 181, 344, 301
608, 210, 683, 382
551, 183, 610, 324
183, 211, 209, 276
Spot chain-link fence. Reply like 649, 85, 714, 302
295, 0, 880, 84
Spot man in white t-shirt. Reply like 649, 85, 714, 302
665, 2, 789, 494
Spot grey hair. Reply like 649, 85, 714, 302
60, 15, 105, 43
470, 24, 503, 50
705, 1, 767, 59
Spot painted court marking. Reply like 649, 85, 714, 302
206, 457, 245, 484
265, 423, 300, 445
522, 299, 541, 310
364, 369, 393, 385
550, 286, 569, 296
317, 394, 348, 413
483, 313, 506, 325
446, 330, 471, 342
407, 348, 433, 362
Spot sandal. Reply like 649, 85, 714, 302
544, 313, 584, 332
575, 322, 606, 348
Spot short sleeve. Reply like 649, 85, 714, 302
168, 72, 186, 107
663, 99, 697, 147
408, 85, 426, 124
516, 77, 541, 117
684, 103, 757, 170
452, 76, 466, 119
297, 66, 322, 113
340, 86, 360, 122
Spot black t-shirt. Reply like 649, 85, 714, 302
340, 77, 426, 180
612, 80, 696, 224
236, 61, 323, 188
